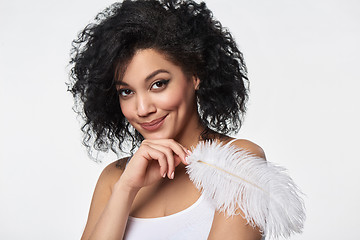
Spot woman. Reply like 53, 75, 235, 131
69, 0, 266, 239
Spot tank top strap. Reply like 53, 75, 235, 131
125, 155, 133, 167
226, 138, 238, 145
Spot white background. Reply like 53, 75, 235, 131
1, 0, 359, 239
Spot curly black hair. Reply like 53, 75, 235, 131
68, 0, 249, 160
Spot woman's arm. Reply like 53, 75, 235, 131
81, 139, 189, 240
80, 160, 133, 240
208, 211, 263, 240
207, 139, 266, 240
87, 180, 139, 239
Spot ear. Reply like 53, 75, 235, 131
192, 75, 200, 90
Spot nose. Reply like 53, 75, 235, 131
136, 93, 156, 117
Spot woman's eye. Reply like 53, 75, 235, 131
151, 79, 170, 90
118, 89, 133, 97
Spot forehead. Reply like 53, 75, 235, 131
117, 49, 184, 83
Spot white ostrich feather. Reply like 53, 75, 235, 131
185, 140, 305, 239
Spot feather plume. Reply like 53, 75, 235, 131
185, 140, 305, 239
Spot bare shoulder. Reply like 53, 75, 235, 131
98, 157, 128, 191
81, 157, 129, 240
208, 138, 265, 239
209, 210, 263, 240
228, 138, 266, 160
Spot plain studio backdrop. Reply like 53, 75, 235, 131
0, 0, 359, 239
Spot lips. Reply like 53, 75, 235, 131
139, 115, 167, 131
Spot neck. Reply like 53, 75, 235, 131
174, 113, 205, 150
175, 121, 229, 151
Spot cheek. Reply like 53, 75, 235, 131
119, 100, 134, 119
158, 86, 192, 110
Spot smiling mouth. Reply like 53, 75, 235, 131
139, 115, 167, 131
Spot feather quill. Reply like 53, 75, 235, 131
185, 140, 305, 239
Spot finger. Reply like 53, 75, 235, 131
165, 139, 189, 166
141, 143, 175, 179
146, 139, 189, 165
140, 144, 169, 178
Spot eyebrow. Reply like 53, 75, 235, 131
115, 69, 170, 86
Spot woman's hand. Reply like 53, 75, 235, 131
117, 139, 189, 191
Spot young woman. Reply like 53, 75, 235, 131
69, 0, 265, 239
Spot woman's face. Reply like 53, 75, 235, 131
117, 49, 200, 141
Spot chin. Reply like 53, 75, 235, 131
139, 127, 177, 140
142, 132, 172, 140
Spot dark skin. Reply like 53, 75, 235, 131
81, 138, 264, 240
81, 49, 264, 240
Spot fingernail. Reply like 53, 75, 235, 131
187, 149, 192, 155
185, 156, 190, 164
162, 172, 166, 178
170, 172, 174, 179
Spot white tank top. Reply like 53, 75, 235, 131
123, 139, 266, 239
123, 194, 215, 240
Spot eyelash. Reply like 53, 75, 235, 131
117, 79, 170, 98
151, 79, 170, 90
118, 89, 133, 97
